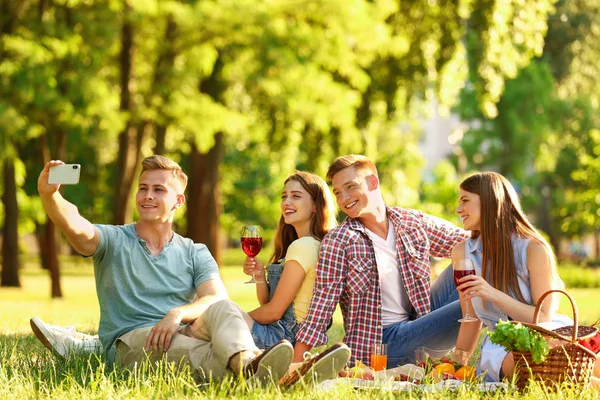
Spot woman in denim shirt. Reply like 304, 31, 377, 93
242, 171, 337, 349
450, 172, 571, 382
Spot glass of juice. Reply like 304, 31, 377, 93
370, 343, 388, 371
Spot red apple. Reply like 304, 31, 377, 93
362, 372, 374, 380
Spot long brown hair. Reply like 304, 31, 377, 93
269, 171, 337, 263
460, 172, 557, 303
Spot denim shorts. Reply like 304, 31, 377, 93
250, 262, 298, 349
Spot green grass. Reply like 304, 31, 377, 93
1, 252, 599, 399
558, 264, 600, 289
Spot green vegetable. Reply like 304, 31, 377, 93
488, 320, 550, 363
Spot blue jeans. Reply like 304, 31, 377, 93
250, 263, 298, 349
382, 265, 461, 367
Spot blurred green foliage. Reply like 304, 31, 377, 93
1, 0, 599, 290
455, 0, 600, 253
558, 264, 600, 289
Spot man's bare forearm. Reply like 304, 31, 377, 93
40, 192, 98, 255
169, 293, 228, 323
146, 280, 229, 353
171, 279, 230, 323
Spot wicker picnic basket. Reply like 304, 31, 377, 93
512, 290, 597, 391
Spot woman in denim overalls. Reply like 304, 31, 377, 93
242, 171, 336, 349
450, 172, 577, 382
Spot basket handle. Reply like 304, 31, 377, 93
532, 289, 578, 343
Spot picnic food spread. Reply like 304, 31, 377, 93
338, 356, 477, 386
321, 360, 510, 395
418, 356, 477, 382
324, 350, 512, 394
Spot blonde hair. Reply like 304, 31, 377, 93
326, 154, 378, 182
140, 155, 188, 192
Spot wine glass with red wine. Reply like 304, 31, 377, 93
241, 225, 263, 284
453, 259, 479, 322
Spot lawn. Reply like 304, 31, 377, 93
1, 252, 599, 399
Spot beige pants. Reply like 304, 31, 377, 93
116, 299, 259, 381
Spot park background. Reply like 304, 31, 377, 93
1, 0, 600, 398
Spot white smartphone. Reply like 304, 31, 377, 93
48, 164, 81, 185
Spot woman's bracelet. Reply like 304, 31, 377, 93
454, 349, 471, 360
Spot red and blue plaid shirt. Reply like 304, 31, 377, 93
296, 206, 469, 365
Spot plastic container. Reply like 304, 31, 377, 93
414, 346, 454, 363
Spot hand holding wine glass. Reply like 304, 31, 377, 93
453, 259, 478, 322
241, 225, 263, 284
243, 257, 265, 281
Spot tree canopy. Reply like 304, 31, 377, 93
2, 0, 598, 295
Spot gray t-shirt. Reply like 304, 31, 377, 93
91, 223, 220, 363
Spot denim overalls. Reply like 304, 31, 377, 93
250, 261, 299, 349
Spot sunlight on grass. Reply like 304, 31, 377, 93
1, 252, 599, 398
2, 252, 346, 336
3, 253, 597, 335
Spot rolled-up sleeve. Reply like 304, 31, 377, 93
296, 232, 346, 346
419, 212, 469, 258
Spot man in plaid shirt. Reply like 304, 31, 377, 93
294, 155, 470, 367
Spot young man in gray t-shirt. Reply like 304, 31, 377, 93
34, 155, 293, 384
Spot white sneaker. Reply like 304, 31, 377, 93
30, 317, 101, 359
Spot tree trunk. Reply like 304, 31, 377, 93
46, 219, 62, 297
154, 124, 167, 155
186, 133, 224, 264
39, 132, 63, 297
113, 124, 144, 225
1, 0, 15, 36
36, 222, 48, 269
185, 53, 227, 263
112, 2, 139, 225
1, 157, 21, 287
151, 16, 177, 156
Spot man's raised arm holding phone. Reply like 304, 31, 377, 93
38, 160, 99, 257
34, 156, 299, 386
